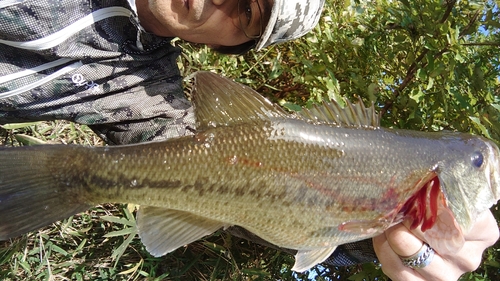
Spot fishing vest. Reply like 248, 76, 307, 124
0, 0, 194, 144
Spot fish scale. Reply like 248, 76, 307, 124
1, 71, 499, 272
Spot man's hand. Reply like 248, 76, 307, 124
373, 211, 499, 281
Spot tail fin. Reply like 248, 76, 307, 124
0, 145, 92, 239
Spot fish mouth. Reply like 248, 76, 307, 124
488, 141, 500, 201
401, 175, 444, 232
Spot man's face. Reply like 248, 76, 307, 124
143, 0, 271, 46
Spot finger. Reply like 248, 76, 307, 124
406, 211, 498, 272
442, 211, 499, 272
376, 211, 499, 281
378, 224, 464, 281
462, 211, 499, 243
404, 211, 498, 246
384, 223, 422, 257
373, 231, 425, 281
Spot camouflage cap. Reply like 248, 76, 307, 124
255, 0, 325, 51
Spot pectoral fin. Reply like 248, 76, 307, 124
137, 206, 228, 257
421, 204, 464, 255
292, 246, 337, 272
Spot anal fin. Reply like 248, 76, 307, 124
292, 246, 337, 272
136, 206, 228, 257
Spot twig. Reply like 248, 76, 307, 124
380, 0, 481, 117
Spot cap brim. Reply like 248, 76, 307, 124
254, 0, 283, 51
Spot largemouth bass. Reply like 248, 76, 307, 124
0, 72, 499, 272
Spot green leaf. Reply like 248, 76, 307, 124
14, 134, 46, 145
469, 116, 492, 138
1, 122, 41, 130
49, 244, 70, 257
118, 260, 143, 275
100, 215, 136, 227
280, 102, 303, 112
103, 227, 136, 238
410, 88, 425, 103
241, 268, 271, 277
394, 34, 407, 42
111, 228, 138, 264
426, 77, 434, 90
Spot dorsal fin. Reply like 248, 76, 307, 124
192, 71, 379, 130
298, 97, 380, 128
192, 71, 288, 131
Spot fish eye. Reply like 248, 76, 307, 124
471, 151, 484, 168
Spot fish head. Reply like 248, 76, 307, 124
437, 134, 500, 234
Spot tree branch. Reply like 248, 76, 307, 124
380, 0, 464, 117
461, 42, 500, 47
